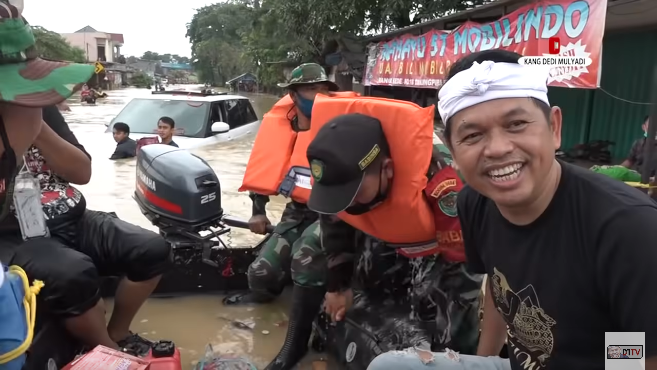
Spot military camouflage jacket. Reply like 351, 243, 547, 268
322, 143, 457, 292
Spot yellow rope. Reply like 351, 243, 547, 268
0, 266, 44, 364
624, 182, 657, 189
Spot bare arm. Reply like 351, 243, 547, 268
476, 279, 508, 356
0, 104, 42, 159
621, 140, 641, 168
33, 122, 91, 184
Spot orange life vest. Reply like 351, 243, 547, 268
309, 94, 436, 245
239, 92, 359, 203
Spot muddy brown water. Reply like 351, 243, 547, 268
64, 86, 329, 369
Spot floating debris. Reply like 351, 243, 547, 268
195, 344, 257, 370
261, 330, 269, 335
273, 320, 287, 327
231, 320, 255, 330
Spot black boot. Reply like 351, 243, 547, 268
264, 285, 325, 370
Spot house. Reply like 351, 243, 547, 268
227, 73, 258, 92
60, 26, 124, 63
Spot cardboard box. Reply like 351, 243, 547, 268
62, 345, 150, 370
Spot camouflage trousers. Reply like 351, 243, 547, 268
247, 219, 324, 297
347, 234, 483, 355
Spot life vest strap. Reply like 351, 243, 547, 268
391, 241, 442, 259
278, 166, 312, 198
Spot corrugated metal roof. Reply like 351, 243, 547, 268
160, 63, 192, 70
227, 73, 257, 83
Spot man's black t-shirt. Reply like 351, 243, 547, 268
110, 137, 137, 160
458, 162, 657, 369
0, 107, 89, 234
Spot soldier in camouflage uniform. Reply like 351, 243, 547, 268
225, 64, 339, 310
277, 113, 482, 368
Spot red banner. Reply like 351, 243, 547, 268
363, 0, 606, 89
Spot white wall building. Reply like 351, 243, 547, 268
60, 26, 124, 63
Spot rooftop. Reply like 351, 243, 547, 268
227, 73, 257, 84
73, 26, 124, 44
75, 26, 98, 33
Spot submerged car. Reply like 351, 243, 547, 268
105, 90, 261, 149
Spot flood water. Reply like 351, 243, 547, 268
64, 86, 325, 369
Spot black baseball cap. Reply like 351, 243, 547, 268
306, 113, 389, 214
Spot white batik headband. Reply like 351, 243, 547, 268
438, 60, 550, 125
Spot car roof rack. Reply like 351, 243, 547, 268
151, 90, 228, 97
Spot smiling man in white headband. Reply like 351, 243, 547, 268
367, 49, 657, 370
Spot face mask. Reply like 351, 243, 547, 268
0, 120, 18, 222
295, 94, 314, 118
344, 167, 389, 215
644, 132, 648, 138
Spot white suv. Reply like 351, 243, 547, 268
105, 91, 260, 149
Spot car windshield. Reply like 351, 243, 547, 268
109, 98, 210, 137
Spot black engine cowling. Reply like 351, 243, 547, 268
134, 144, 223, 232
129, 144, 260, 296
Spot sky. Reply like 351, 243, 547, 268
23, 0, 219, 57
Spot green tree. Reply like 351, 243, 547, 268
187, 2, 255, 85
128, 54, 190, 64
187, 0, 489, 90
130, 71, 153, 88
141, 51, 163, 61
32, 26, 86, 63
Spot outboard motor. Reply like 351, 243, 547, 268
132, 144, 258, 294
134, 144, 223, 232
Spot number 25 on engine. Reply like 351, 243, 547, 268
201, 192, 217, 204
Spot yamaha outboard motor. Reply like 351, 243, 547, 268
134, 144, 223, 230
131, 144, 258, 294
